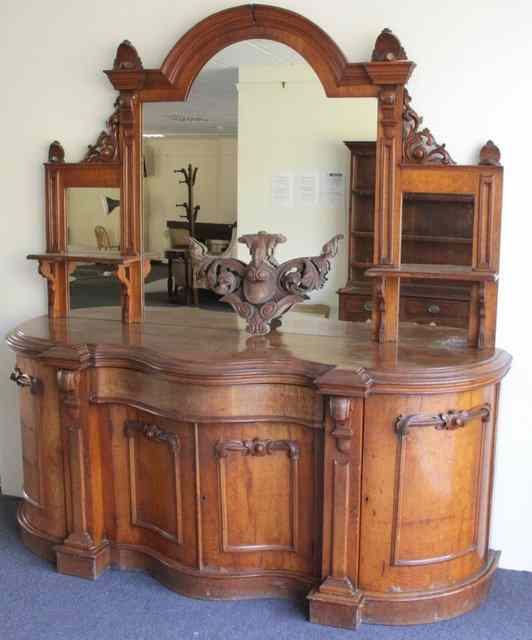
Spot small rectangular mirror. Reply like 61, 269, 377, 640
66, 187, 121, 254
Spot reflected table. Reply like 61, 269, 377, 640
165, 248, 198, 306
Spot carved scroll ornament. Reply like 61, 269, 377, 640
402, 90, 455, 165
395, 403, 491, 436
190, 231, 343, 336
83, 103, 120, 162
215, 438, 300, 460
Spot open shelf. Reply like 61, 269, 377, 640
365, 264, 498, 282
352, 231, 472, 245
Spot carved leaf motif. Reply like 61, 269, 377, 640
402, 90, 455, 165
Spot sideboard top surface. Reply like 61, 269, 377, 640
7, 307, 511, 394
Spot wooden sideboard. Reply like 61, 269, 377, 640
8, 307, 511, 630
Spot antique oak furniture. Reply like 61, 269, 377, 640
8, 5, 509, 632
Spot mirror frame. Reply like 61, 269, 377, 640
37, 4, 503, 347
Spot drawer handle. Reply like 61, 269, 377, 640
427, 303, 440, 314
363, 301, 373, 312
10, 367, 40, 394
395, 403, 491, 436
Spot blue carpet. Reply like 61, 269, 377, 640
1, 497, 531, 640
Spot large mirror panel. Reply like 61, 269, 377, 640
142, 41, 377, 320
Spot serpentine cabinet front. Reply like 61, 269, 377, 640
12, 354, 503, 630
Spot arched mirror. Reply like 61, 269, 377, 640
142, 41, 377, 321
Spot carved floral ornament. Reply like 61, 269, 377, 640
190, 231, 343, 336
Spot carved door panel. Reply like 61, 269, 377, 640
15, 356, 66, 539
104, 406, 198, 568
359, 386, 496, 592
198, 421, 321, 577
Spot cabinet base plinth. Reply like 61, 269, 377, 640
55, 542, 111, 580
308, 550, 499, 629
17, 507, 500, 629
307, 589, 362, 629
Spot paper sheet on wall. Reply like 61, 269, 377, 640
271, 173, 293, 207
320, 170, 345, 208
295, 172, 319, 207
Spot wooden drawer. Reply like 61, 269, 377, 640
339, 293, 372, 322
339, 292, 468, 328
401, 297, 468, 328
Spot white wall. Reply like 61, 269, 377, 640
143, 136, 237, 255
238, 63, 376, 315
1, 0, 531, 571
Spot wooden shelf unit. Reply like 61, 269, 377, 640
339, 141, 480, 329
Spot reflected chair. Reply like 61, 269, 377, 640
94, 225, 119, 250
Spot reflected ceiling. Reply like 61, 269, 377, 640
143, 40, 306, 136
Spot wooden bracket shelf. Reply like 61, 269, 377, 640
29, 253, 153, 322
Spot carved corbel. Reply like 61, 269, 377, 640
48, 140, 65, 163
395, 403, 491, 436
372, 28, 407, 62
37, 260, 57, 314
379, 89, 398, 138
479, 140, 501, 166
329, 398, 353, 454
114, 264, 132, 322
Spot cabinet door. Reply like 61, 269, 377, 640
359, 387, 495, 592
16, 356, 66, 540
104, 406, 199, 568
198, 421, 321, 577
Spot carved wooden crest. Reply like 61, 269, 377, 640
190, 231, 343, 335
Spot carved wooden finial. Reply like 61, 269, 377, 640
48, 140, 65, 163
113, 40, 143, 71
479, 140, 501, 166
371, 28, 407, 62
